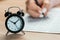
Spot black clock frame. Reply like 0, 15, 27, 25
5, 14, 25, 33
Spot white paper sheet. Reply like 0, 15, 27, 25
23, 7, 60, 33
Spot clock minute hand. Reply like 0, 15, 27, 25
9, 20, 14, 23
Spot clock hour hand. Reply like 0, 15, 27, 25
15, 19, 20, 23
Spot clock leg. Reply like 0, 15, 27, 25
21, 31, 25, 35
6, 31, 9, 36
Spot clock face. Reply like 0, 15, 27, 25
5, 14, 24, 33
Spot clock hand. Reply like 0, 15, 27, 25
14, 19, 20, 24
9, 19, 19, 24
9, 20, 14, 23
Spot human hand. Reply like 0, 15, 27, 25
26, 0, 50, 18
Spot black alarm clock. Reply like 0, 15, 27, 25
4, 6, 25, 35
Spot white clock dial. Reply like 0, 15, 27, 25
7, 16, 22, 31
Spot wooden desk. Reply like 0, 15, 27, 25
0, 0, 60, 40
0, 31, 60, 40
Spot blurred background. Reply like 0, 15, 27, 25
0, 0, 60, 40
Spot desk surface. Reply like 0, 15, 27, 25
0, 0, 60, 40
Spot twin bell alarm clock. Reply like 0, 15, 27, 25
4, 6, 25, 35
